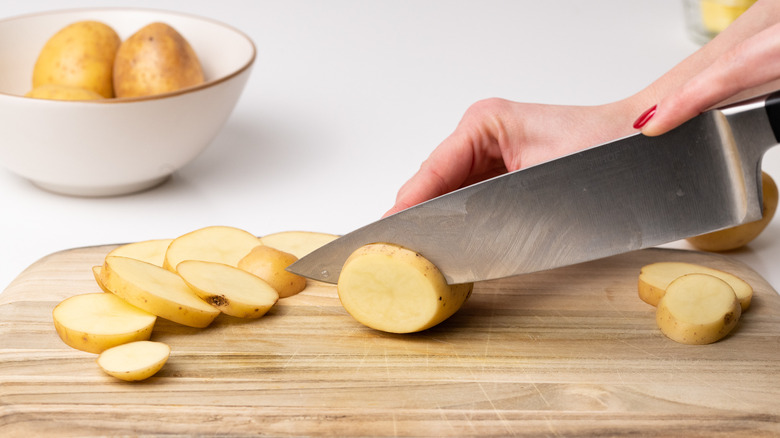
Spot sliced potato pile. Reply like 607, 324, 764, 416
53, 227, 336, 381
638, 261, 753, 345
638, 261, 753, 310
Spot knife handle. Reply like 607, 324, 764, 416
765, 90, 780, 143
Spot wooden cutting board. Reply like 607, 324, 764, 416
1, 245, 779, 437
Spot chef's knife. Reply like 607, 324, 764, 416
289, 91, 780, 284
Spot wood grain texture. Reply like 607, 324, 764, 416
1, 245, 779, 437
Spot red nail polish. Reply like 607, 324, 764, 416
633, 105, 657, 129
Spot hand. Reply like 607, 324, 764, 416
637, 1, 780, 136
384, 98, 639, 217
387, 0, 780, 216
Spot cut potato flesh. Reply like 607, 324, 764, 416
163, 225, 262, 272
656, 273, 741, 345
238, 245, 307, 298
260, 231, 339, 259
177, 260, 279, 318
97, 341, 171, 381
52, 293, 157, 353
102, 256, 220, 328
338, 243, 473, 333
638, 261, 752, 310
107, 238, 173, 267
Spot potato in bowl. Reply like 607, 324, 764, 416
0, 8, 256, 196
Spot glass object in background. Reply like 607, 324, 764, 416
683, 0, 757, 44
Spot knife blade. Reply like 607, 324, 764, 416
289, 92, 780, 284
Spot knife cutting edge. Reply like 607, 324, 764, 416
289, 91, 780, 285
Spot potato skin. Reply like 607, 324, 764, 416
113, 22, 205, 98
687, 172, 778, 251
32, 21, 120, 98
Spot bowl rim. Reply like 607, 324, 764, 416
0, 6, 257, 104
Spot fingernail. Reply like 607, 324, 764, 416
633, 105, 657, 129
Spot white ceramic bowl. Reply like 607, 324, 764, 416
0, 8, 255, 196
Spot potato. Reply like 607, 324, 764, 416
656, 273, 741, 345
52, 293, 156, 354
113, 22, 205, 98
260, 231, 339, 259
238, 245, 307, 298
338, 243, 473, 333
32, 21, 120, 98
177, 260, 279, 318
638, 261, 753, 310
102, 256, 220, 328
687, 172, 778, 251
108, 238, 173, 267
97, 341, 170, 382
25, 84, 104, 101
163, 225, 262, 273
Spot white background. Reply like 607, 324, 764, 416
2, 0, 779, 293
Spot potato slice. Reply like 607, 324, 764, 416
338, 243, 473, 333
52, 293, 156, 354
163, 226, 261, 272
638, 261, 753, 310
237, 245, 307, 298
97, 341, 171, 381
102, 256, 220, 328
260, 231, 339, 258
92, 265, 111, 292
656, 273, 741, 345
108, 239, 173, 267
687, 172, 778, 251
177, 260, 279, 318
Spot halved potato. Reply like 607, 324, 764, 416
107, 239, 173, 267
638, 261, 753, 310
52, 293, 156, 353
237, 245, 307, 298
97, 341, 171, 381
163, 226, 261, 272
260, 231, 339, 258
656, 273, 741, 345
338, 243, 473, 333
102, 256, 220, 328
177, 260, 279, 318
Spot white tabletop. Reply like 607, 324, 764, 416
2, 0, 779, 294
